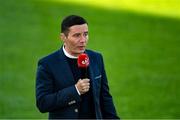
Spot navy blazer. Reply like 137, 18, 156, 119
36, 47, 119, 119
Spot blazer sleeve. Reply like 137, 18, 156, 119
35, 60, 81, 113
99, 54, 120, 119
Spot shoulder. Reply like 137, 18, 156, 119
38, 50, 60, 65
86, 49, 102, 58
85, 49, 104, 63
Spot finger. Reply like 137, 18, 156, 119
85, 88, 89, 92
82, 83, 90, 87
82, 79, 90, 82
83, 88, 88, 92
82, 86, 87, 90
83, 86, 90, 90
79, 80, 84, 84
84, 81, 90, 85
77, 79, 82, 82
81, 83, 85, 87
82, 81, 90, 86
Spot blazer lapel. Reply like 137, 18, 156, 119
88, 65, 96, 93
86, 52, 97, 98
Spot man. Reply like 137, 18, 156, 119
36, 15, 119, 119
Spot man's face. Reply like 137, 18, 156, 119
61, 24, 88, 57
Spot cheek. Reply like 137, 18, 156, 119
68, 39, 78, 47
85, 36, 89, 42
71, 39, 78, 45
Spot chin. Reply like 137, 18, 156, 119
78, 50, 85, 54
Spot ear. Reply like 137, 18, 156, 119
60, 33, 66, 42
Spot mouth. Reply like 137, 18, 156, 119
78, 46, 85, 50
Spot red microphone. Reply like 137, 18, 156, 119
77, 53, 89, 78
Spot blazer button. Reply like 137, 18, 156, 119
74, 108, 78, 113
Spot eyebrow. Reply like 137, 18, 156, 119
72, 31, 88, 35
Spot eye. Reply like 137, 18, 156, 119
84, 32, 88, 37
73, 33, 81, 37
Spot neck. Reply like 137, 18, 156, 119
63, 45, 78, 58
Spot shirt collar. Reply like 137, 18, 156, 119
62, 45, 78, 59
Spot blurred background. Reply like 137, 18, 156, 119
0, 0, 180, 118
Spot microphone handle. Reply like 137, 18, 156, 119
80, 68, 88, 79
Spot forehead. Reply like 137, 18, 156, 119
68, 24, 88, 34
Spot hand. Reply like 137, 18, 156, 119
75, 78, 90, 95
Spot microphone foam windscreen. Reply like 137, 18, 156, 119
77, 53, 89, 68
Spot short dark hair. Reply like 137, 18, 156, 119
61, 15, 88, 35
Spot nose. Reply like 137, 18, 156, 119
80, 35, 87, 43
